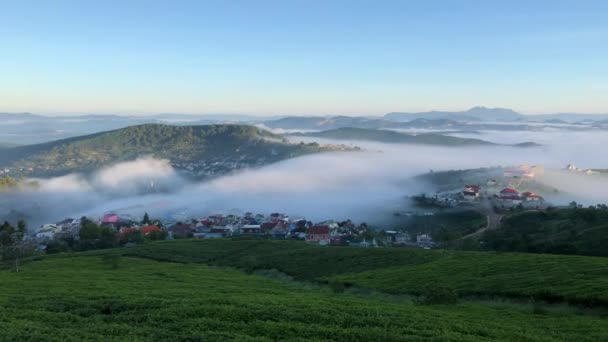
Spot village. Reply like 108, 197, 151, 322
417, 164, 548, 210
31, 210, 435, 252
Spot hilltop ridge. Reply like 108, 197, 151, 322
0, 124, 345, 178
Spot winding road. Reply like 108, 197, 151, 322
461, 196, 503, 239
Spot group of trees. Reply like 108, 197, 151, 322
46, 213, 167, 254
0, 176, 18, 191
0, 220, 30, 271
0, 176, 39, 192
481, 204, 608, 257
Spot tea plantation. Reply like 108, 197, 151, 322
0, 240, 606, 341
126, 239, 608, 306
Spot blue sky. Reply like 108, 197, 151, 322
1, 0, 607, 115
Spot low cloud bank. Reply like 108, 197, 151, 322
33, 157, 185, 195
2, 130, 608, 229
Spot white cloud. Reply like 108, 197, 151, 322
2, 130, 608, 229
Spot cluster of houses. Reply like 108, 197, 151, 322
34, 218, 81, 241
425, 184, 544, 210
30, 211, 435, 249
459, 182, 544, 208
565, 164, 603, 175
503, 164, 544, 179
494, 188, 544, 207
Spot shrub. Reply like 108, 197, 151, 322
415, 286, 459, 305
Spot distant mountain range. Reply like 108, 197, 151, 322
385, 106, 523, 122
291, 127, 538, 147
0, 124, 345, 178
2, 107, 608, 145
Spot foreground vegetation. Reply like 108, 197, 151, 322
0, 251, 606, 341
126, 239, 608, 307
482, 206, 608, 257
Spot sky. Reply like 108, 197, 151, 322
1, 0, 607, 116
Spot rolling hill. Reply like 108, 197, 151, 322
0, 124, 344, 178
291, 127, 496, 146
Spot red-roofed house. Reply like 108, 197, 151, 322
306, 225, 330, 243
497, 188, 522, 205
102, 214, 119, 224
140, 225, 161, 236
521, 192, 543, 202
500, 188, 519, 195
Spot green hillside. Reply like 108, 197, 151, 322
293, 127, 495, 145
481, 207, 608, 257
126, 239, 608, 306
1, 246, 607, 340
0, 124, 338, 177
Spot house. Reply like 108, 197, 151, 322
35, 224, 61, 240
261, 221, 277, 233
498, 188, 519, 197
462, 184, 480, 200
210, 226, 233, 237
269, 225, 288, 239
385, 230, 411, 246
56, 218, 80, 237
487, 179, 498, 187
241, 224, 262, 235
102, 213, 119, 225
496, 188, 522, 206
140, 225, 162, 236
416, 234, 435, 248
521, 192, 543, 202
306, 225, 330, 244
171, 224, 194, 239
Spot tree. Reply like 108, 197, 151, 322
98, 226, 117, 249
0, 221, 14, 246
79, 221, 101, 241
0, 220, 28, 272
142, 212, 150, 225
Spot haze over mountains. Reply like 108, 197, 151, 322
291, 127, 496, 146
2, 106, 608, 145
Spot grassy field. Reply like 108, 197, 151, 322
1, 254, 607, 341
125, 239, 608, 306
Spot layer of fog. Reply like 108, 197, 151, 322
2, 130, 608, 230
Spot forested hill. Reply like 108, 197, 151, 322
292, 127, 495, 146
0, 124, 343, 177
